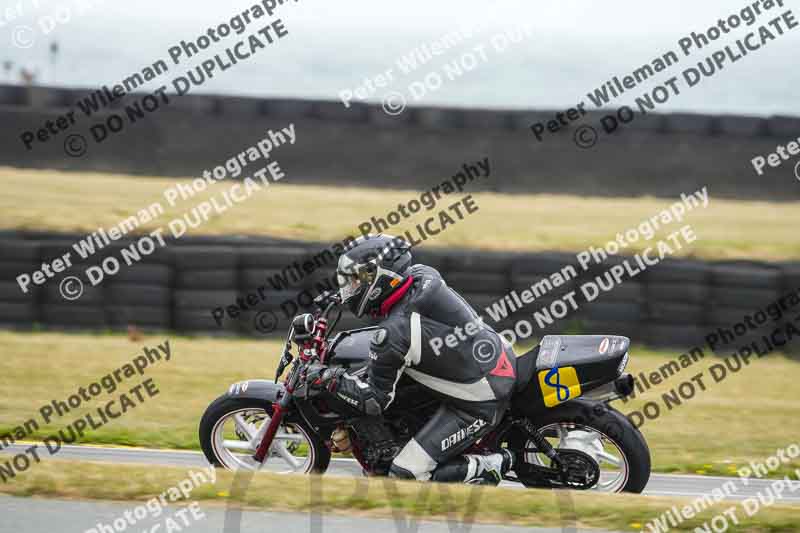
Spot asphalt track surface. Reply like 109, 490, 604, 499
0, 494, 598, 533
4, 443, 800, 504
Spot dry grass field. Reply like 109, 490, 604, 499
0, 330, 797, 478
1, 167, 798, 260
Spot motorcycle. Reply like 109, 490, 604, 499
199, 290, 651, 493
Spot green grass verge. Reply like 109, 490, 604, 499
1, 459, 798, 532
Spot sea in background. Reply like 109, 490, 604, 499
2, 0, 798, 117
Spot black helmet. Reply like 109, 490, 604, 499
336, 234, 413, 317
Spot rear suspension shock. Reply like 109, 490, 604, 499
519, 419, 563, 469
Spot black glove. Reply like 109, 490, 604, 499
305, 363, 344, 393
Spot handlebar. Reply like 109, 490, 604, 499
313, 290, 341, 311
275, 290, 341, 383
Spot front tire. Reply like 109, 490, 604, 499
199, 395, 330, 474
506, 399, 650, 493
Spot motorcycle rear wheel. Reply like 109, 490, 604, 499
199, 395, 330, 474
505, 399, 651, 493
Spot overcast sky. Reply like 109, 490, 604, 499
3, 0, 798, 116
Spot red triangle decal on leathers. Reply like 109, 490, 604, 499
490, 350, 515, 378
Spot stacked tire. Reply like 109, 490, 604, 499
579, 255, 646, 339
0, 240, 40, 327
238, 246, 311, 336
643, 258, 711, 349
172, 246, 238, 334
508, 252, 581, 337
705, 262, 782, 354
105, 242, 173, 331
37, 240, 107, 330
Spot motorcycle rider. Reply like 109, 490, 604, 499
309, 233, 520, 485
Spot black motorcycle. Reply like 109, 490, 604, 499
199, 291, 651, 493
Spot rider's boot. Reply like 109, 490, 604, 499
430, 449, 514, 485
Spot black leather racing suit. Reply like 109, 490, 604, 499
332, 264, 522, 481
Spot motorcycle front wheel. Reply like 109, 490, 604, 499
199, 395, 330, 473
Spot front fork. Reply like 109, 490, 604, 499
254, 306, 334, 464
252, 402, 285, 463
253, 381, 295, 463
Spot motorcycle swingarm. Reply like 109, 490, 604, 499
505, 463, 571, 488
506, 450, 600, 490
510, 419, 601, 490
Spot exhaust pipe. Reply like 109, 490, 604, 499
584, 373, 635, 401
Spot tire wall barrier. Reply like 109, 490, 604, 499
1, 85, 799, 202
1, 233, 799, 352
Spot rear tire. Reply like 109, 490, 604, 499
506, 399, 651, 493
199, 395, 330, 474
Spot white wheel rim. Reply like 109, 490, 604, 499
524, 423, 630, 493
211, 408, 315, 473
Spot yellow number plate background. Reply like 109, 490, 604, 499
538, 366, 582, 407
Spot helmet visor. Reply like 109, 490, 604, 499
336, 253, 377, 305
337, 272, 361, 303
337, 254, 362, 304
